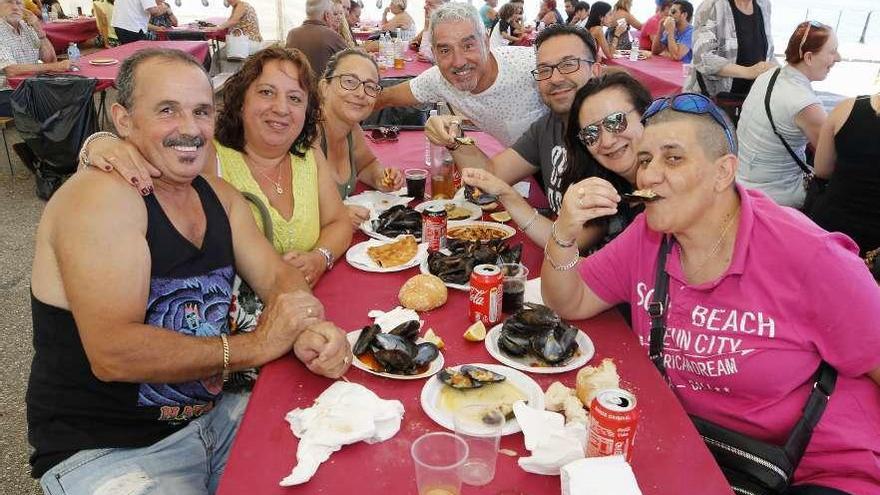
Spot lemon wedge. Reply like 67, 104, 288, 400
463, 321, 487, 342
490, 211, 511, 223
423, 328, 445, 349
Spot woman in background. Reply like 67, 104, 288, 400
585, 1, 627, 60
216, 0, 262, 41
606, 0, 641, 50
381, 0, 415, 32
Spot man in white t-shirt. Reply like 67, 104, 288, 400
376, 1, 546, 147
112, 0, 169, 44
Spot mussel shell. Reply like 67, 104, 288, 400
371, 333, 418, 360
388, 320, 421, 342
374, 348, 416, 373
352, 324, 381, 356
412, 342, 439, 368
499, 242, 523, 264
498, 331, 531, 356
461, 365, 506, 383
515, 303, 561, 328
531, 323, 579, 364
464, 184, 498, 205
438, 368, 482, 389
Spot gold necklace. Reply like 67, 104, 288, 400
679, 206, 740, 278
248, 156, 286, 195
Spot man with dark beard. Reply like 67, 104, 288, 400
27, 48, 349, 494
425, 24, 598, 244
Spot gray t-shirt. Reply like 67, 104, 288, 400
511, 111, 567, 212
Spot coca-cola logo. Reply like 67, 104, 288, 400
470, 287, 487, 306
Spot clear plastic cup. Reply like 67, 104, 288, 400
411, 432, 469, 495
453, 404, 505, 486
405, 168, 428, 199
500, 263, 529, 315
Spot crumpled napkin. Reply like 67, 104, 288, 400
513, 400, 587, 476
524, 277, 544, 306
280, 381, 405, 486
560, 455, 642, 495
367, 306, 422, 332
343, 190, 412, 219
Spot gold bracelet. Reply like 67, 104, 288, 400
220, 333, 230, 382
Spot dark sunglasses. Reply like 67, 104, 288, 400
798, 20, 826, 59
577, 109, 635, 148
327, 73, 382, 98
367, 126, 400, 142
642, 93, 737, 154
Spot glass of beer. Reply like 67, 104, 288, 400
500, 263, 528, 314
411, 432, 468, 495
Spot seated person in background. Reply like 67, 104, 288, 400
380, 0, 414, 32
331, 0, 355, 47
92, 0, 118, 47
639, 0, 670, 51
809, 91, 880, 256
572, 1, 589, 28
607, 0, 641, 49
47, 0, 65, 18
22, 0, 39, 16
286, 0, 348, 78
28, 48, 350, 494
585, 1, 627, 61
404, 0, 446, 61
651, 0, 693, 63
111, 0, 170, 43
147, 0, 177, 39
536, 0, 563, 27
478, 0, 497, 30
216, 0, 262, 41
377, 2, 547, 148
0, 0, 69, 117
346, 0, 361, 30
736, 21, 839, 209
542, 93, 880, 495
489, 2, 524, 46
318, 48, 404, 226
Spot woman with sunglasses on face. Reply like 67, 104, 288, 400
736, 22, 840, 209
318, 48, 404, 228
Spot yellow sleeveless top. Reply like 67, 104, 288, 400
215, 140, 320, 254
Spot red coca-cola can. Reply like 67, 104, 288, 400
452, 164, 462, 191
422, 204, 447, 252
469, 264, 502, 325
587, 388, 639, 462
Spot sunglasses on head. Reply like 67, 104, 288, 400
798, 20, 826, 60
641, 93, 737, 154
577, 109, 635, 148
367, 126, 400, 142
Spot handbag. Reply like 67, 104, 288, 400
226, 28, 250, 61
696, 71, 747, 126
648, 237, 837, 495
763, 68, 828, 212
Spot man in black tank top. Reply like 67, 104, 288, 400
27, 49, 351, 494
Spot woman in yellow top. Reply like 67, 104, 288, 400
216, 0, 261, 41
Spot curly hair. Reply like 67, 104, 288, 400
216, 47, 320, 158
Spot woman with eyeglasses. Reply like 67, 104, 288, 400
318, 48, 404, 227
543, 92, 880, 495
736, 22, 840, 209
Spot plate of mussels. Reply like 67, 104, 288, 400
347, 320, 444, 380
420, 363, 544, 435
420, 238, 523, 291
360, 205, 423, 242
485, 303, 594, 374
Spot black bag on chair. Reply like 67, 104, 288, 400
361, 76, 431, 129
696, 71, 747, 127
11, 74, 97, 200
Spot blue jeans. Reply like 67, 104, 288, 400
39, 392, 249, 495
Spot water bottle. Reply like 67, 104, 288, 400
629, 36, 640, 62
425, 108, 438, 167
383, 32, 395, 69
41, 4, 49, 23
67, 42, 80, 71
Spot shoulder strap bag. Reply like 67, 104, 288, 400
649, 237, 837, 495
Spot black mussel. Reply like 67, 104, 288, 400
515, 303, 561, 328
499, 243, 523, 265
374, 349, 416, 373
389, 320, 421, 341
461, 365, 506, 383
352, 324, 381, 356
438, 368, 482, 389
464, 184, 498, 205
446, 238, 470, 254
498, 331, 531, 356
412, 342, 440, 368
532, 322, 579, 364
372, 332, 417, 354
472, 244, 499, 265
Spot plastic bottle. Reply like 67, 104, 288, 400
629, 36, 640, 62
425, 108, 437, 167
67, 42, 80, 71
383, 32, 395, 69
41, 4, 49, 23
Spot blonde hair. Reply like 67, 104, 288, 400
391, 0, 407, 9
614, 0, 631, 11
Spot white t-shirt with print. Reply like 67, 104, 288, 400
112, 0, 156, 33
409, 45, 547, 147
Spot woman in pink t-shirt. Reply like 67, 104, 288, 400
542, 95, 880, 494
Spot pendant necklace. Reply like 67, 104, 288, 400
250, 156, 286, 195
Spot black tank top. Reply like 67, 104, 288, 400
729, 0, 767, 95
27, 176, 236, 478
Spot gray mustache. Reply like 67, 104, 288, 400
163, 135, 205, 148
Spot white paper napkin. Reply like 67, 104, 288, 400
513, 401, 587, 476
560, 456, 642, 495
513, 181, 530, 198
367, 306, 422, 332
280, 382, 405, 486
524, 277, 544, 306
343, 190, 412, 219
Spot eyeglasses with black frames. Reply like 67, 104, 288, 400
531, 57, 594, 81
326, 73, 382, 98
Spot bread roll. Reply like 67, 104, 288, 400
398, 274, 448, 311
576, 358, 619, 407
544, 381, 576, 412
563, 396, 589, 425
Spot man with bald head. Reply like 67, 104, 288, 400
286, 0, 348, 76
27, 48, 349, 494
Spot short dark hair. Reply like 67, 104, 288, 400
671, 0, 692, 22
216, 47, 320, 158
116, 48, 207, 110
574, 1, 589, 13
534, 23, 598, 62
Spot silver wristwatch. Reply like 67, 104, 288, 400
315, 246, 334, 270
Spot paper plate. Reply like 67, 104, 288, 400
346, 329, 444, 380
419, 363, 544, 435
484, 323, 594, 374
345, 237, 427, 273
89, 58, 119, 66
419, 253, 469, 292
414, 199, 482, 221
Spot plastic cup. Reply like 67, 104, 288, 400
411, 432, 469, 495
453, 404, 505, 486
405, 168, 428, 199
500, 263, 528, 315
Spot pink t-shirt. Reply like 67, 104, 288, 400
579, 185, 880, 493
639, 13, 662, 50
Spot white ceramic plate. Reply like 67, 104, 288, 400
446, 221, 516, 242
414, 199, 482, 221
419, 253, 469, 291
419, 363, 544, 435
346, 329, 444, 380
484, 323, 595, 374
345, 237, 428, 273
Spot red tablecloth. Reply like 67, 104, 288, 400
380, 48, 433, 79
7, 40, 210, 91
607, 55, 685, 97
216, 131, 731, 494
43, 17, 99, 53
156, 17, 228, 41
